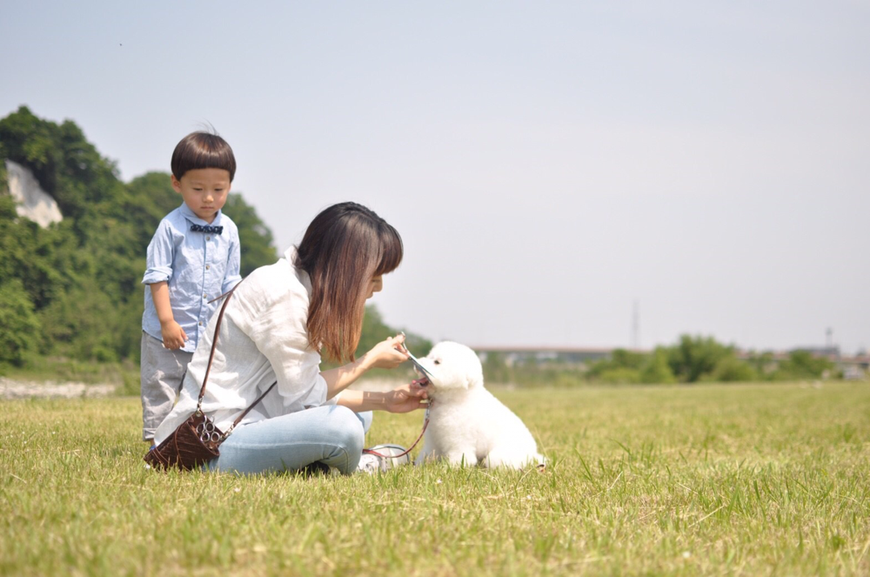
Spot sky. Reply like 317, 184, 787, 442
2, 1, 869, 354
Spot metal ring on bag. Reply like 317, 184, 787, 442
196, 419, 218, 443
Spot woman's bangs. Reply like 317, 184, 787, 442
374, 227, 403, 276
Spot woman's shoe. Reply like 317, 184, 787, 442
356, 444, 410, 473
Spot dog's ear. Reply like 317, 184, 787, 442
463, 362, 484, 389
462, 374, 472, 389
465, 371, 483, 389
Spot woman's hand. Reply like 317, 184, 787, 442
338, 381, 429, 413
323, 334, 412, 399
383, 382, 429, 414
361, 333, 410, 370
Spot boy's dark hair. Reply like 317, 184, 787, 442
171, 131, 236, 181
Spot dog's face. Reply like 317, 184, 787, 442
415, 341, 484, 392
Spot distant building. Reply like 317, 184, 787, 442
735, 347, 870, 380
474, 345, 870, 380
474, 346, 625, 368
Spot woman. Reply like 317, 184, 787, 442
153, 202, 427, 474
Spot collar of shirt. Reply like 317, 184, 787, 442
179, 202, 223, 227
284, 246, 313, 295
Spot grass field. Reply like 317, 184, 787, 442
1, 382, 869, 576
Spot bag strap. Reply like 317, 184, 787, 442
222, 381, 277, 439
196, 280, 243, 408
194, 279, 277, 430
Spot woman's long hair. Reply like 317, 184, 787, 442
294, 202, 403, 362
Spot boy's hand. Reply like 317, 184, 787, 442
161, 321, 188, 350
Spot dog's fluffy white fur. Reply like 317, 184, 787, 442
414, 341, 544, 469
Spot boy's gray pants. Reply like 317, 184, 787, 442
140, 332, 193, 441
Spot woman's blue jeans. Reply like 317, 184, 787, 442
206, 406, 373, 475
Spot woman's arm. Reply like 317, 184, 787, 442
336, 383, 428, 413
321, 334, 410, 399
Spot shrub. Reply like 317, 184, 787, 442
707, 356, 758, 382
0, 279, 42, 366
597, 367, 642, 384
640, 348, 677, 384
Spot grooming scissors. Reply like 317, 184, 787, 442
399, 332, 433, 379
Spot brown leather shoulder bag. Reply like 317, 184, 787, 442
145, 282, 276, 471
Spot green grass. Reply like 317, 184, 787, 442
1, 383, 869, 576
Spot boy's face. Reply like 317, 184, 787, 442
171, 168, 232, 223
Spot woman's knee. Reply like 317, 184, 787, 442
326, 405, 365, 455
356, 410, 374, 433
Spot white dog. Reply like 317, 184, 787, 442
413, 341, 544, 469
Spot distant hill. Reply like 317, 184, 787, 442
0, 106, 279, 366
0, 106, 429, 369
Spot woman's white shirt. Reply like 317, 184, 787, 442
153, 248, 332, 445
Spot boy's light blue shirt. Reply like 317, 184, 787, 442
142, 203, 242, 353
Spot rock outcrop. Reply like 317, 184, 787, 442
4, 159, 63, 227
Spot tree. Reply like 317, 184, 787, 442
355, 305, 431, 360
775, 351, 835, 380
588, 348, 645, 377
707, 356, 758, 382
0, 201, 66, 310
124, 171, 182, 249
223, 193, 279, 276
0, 106, 62, 196
744, 351, 777, 380
0, 279, 42, 366
667, 335, 734, 383
639, 348, 677, 384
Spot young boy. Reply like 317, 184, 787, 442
140, 131, 242, 446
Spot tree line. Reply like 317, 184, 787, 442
482, 334, 837, 386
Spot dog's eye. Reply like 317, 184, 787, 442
434, 359, 440, 365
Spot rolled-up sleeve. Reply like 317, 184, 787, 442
221, 227, 242, 293
142, 221, 174, 285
